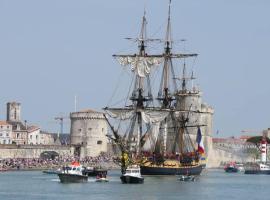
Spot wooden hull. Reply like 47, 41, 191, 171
58, 173, 88, 183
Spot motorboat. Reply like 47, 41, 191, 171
95, 170, 109, 182
84, 166, 108, 177
178, 175, 195, 181
120, 165, 144, 184
57, 161, 88, 183
244, 163, 270, 175
224, 162, 238, 173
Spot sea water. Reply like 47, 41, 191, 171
0, 169, 269, 200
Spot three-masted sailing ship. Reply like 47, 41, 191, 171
104, 1, 205, 176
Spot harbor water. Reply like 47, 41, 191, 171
0, 169, 269, 200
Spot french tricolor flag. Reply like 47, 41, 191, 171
196, 127, 205, 154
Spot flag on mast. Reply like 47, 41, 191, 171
196, 127, 205, 154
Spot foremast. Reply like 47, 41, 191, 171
154, 0, 198, 158
105, 11, 164, 172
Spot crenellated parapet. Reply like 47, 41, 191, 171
70, 110, 106, 120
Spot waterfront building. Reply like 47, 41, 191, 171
0, 121, 12, 144
5, 101, 55, 145
6, 102, 27, 144
27, 125, 41, 145
40, 131, 58, 145
70, 109, 108, 158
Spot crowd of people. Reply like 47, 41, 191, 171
0, 154, 116, 171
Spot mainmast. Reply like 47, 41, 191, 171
157, 0, 174, 109
156, 0, 199, 155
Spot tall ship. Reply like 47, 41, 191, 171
104, 1, 210, 176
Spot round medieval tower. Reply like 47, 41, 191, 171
70, 109, 108, 158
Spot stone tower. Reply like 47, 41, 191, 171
167, 88, 214, 157
70, 109, 108, 158
7, 102, 21, 122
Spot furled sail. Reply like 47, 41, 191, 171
141, 110, 169, 124
115, 56, 163, 77
104, 107, 134, 120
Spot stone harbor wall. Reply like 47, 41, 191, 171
0, 144, 73, 159
207, 146, 254, 168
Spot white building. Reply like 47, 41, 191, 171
0, 121, 12, 144
27, 125, 41, 145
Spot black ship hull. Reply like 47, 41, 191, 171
140, 165, 203, 175
120, 175, 144, 184
58, 173, 88, 183
244, 170, 270, 175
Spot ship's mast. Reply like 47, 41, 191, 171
135, 10, 147, 108
158, 0, 174, 109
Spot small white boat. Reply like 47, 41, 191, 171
57, 161, 88, 183
95, 177, 109, 182
95, 170, 109, 182
120, 165, 144, 184
178, 175, 195, 182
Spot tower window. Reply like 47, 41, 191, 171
97, 140, 102, 145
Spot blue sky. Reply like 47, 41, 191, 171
0, 0, 270, 137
